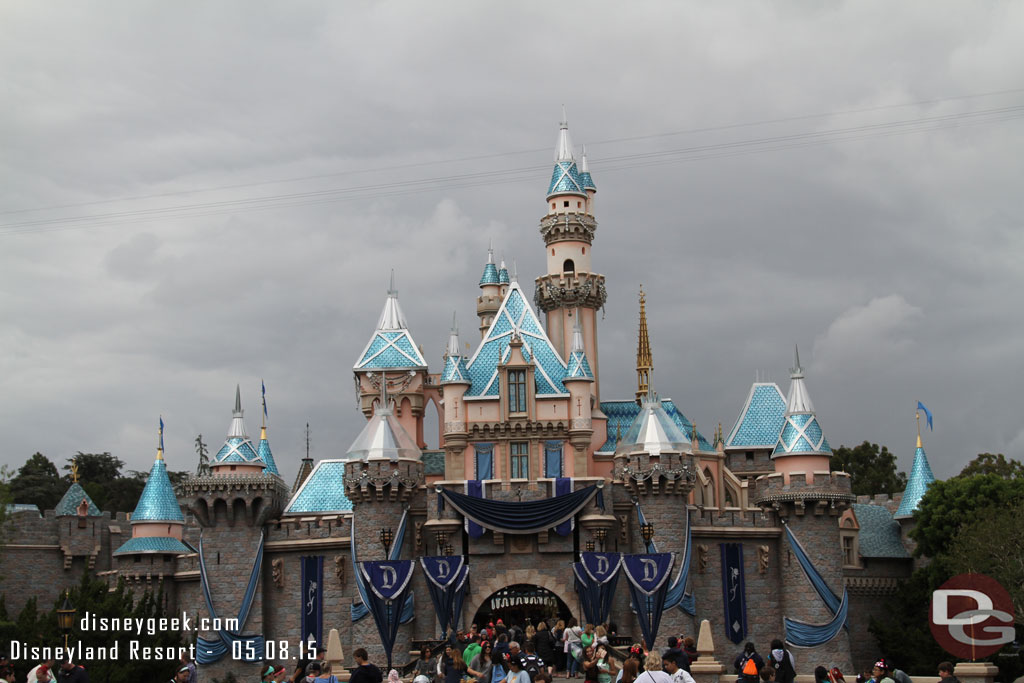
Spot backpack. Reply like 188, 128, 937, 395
524, 656, 542, 681
738, 656, 759, 682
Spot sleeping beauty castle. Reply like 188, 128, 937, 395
0, 115, 940, 679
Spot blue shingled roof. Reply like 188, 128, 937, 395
579, 171, 596, 191
132, 458, 184, 523
726, 383, 787, 448
566, 349, 594, 380
213, 436, 262, 464
441, 354, 470, 384
56, 482, 101, 516
5, 504, 40, 516
894, 444, 936, 518
258, 434, 281, 476
547, 161, 587, 197
285, 460, 353, 514
774, 413, 832, 455
498, 266, 510, 285
851, 504, 910, 558
114, 536, 194, 556
465, 282, 568, 398
598, 399, 713, 453
480, 263, 500, 286
354, 330, 427, 370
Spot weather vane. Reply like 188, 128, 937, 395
70, 458, 79, 483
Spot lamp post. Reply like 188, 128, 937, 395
56, 591, 76, 651
640, 522, 655, 549
443, 543, 454, 556
594, 528, 608, 551
379, 527, 394, 558
435, 531, 448, 555
585, 540, 595, 552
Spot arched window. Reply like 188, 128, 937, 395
563, 259, 575, 273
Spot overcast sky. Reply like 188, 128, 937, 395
2, 2, 1022, 489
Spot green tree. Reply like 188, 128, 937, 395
946, 503, 1024, 625
832, 441, 908, 495
957, 453, 1024, 480
868, 560, 952, 675
909, 473, 1024, 558
9, 453, 66, 509
63, 451, 124, 483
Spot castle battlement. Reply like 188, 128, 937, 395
753, 470, 854, 507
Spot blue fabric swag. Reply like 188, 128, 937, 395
440, 483, 603, 534
782, 521, 850, 646
196, 532, 266, 664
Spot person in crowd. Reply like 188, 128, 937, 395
445, 647, 469, 683
581, 624, 596, 653
619, 658, 639, 683
564, 619, 583, 679
663, 637, 689, 673
58, 657, 88, 683
350, 648, 384, 683
273, 665, 289, 682
536, 621, 558, 676
892, 666, 912, 683
304, 662, 324, 683
506, 655, 532, 683
388, 669, 402, 683
581, 646, 600, 683
937, 662, 958, 683
661, 654, 695, 683
168, 666, 190, 683
815, 667, 830, 683
640, 654, 673, 683
416, 647, 437, 681
681, 639, 697, 663
510, 642, 522, 660
734, 643, 763, 683
828, 668, 846, 683
27, 658, 57, 683
261, 664, 277, 682
594, 626, 609, 646
495, 634, 512, 663
465, 636, 484, 669
872, 660, 896, 683
552, 620, 567, 674
526, 625, 537, 652
316, 662, 340, 683
595, 645, 616, 683
523, 640, 546, 681
469, 642, 495, 679
180, 652, 198, 683
766, 641, 794, 683
759, 666, 776, 683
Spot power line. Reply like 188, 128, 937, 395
2, 86, 1022, 219
0, 102, 1021, 237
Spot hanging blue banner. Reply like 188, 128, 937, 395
545, 441, 563, 478
465, 480, 485, 539
574, 552, 622, 627
301, 556, 324, 648
553, 477, 573, 535
195, 532, 266, 664
358, 559, 417, 668
420, 556, 470, 637
622, 552, 675, 650
720, 543, 747, 644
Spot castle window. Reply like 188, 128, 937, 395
474, 443, 494, 480
510, 442, 529, 479
563, 259, 575, 273
544, 441, 563, 478
551, 203, 555, 210
842, 535, 856, 567
563, 200, 569, 207
508, 370, 527, 413
746, 451, 754, 463
577, 201, 582, 208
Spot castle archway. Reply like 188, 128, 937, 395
464, 568, 576, 629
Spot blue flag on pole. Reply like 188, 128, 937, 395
159, 416, 164, 451
262, 380, 268, 418
917, 401, 933, 430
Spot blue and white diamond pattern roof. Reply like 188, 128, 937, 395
442, 354, 470, 384
214, 436, 262, 463
465, 282, 568, 397
114, 536, 194, 556
132, 457, 183, 523
257, 431, 280, 476
547, 161, 587, 198
774, 412, 832, 455
726, 383, 787, 448
566, 349, 594, 380
285, 460, 353, 514
894, 441, 936, 518
354, 290, 428, 371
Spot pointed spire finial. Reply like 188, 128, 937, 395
487, 246, 494, 263
555, 107, 575, 161
580, 144, 590, 173
388, 269, 397, 296
234, 384, 242, 416
512, 259, 518, 282
157, 415, 165, 460
791, 344, 804, 379
561, 104, 568, 128
636, 286, 654, 404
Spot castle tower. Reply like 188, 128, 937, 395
182, 388, 290, 680
755, 346, 853, 668
477, 248, 502, 338
353, 274, 430, 446
612, 385, 696, 641
114, 419, 191, 590
533, 111, 607, 402
636, 287, 653, 405
440, 314, 471, 479
256, 382, 281, 478
894, 413, 936, 556
342, 389, 424, 666
55, 460, 103, 571
564, 312, 595, 473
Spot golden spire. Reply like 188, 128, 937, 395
157, 415, 164, 461
915, 410, 922, 449
70, 458, 79, 483
636, 286, 653, 405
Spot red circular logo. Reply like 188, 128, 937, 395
930, 573, 1015, 659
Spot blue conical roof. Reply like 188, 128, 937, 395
498, 260, 510, 285
894, 437, 936, 518
212, 386, 264, 465
257, 427, 281, 476
547, 161, 587, 198
773, 347, 832, 457
132, 455, 184, 523
56, 482, 101, 517
354, 284, 428, 371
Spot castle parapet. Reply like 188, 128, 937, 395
753, 470, 853, 510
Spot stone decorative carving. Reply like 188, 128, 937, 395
757, 545, 770, 574
414, 521, 424, 552
334, 555, 345, 586
697, 544, 709, 574
272, 558, 284, 588
618, 515, 629, 543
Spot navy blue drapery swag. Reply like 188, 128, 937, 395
301, 556, 324, 648
465, 480, 485, 539
420, 555, 470, 639
622, 552, 675, 650
358, 560, 417, 669
439, 483, 604, 534
553, 477, 573, 536
196, 532, 266, 664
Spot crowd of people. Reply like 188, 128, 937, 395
0, 627, 965, 683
